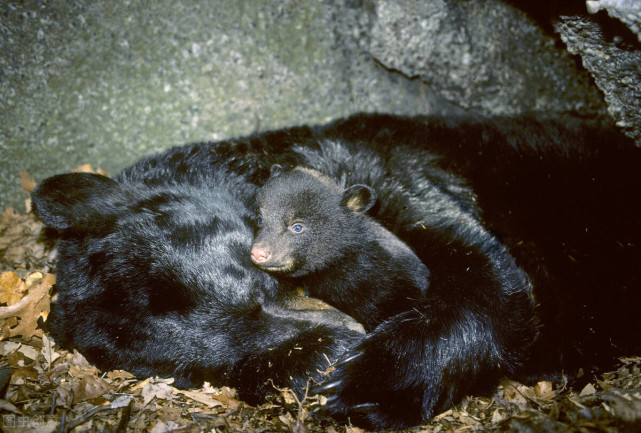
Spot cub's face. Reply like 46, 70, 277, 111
250, 167, 376, 277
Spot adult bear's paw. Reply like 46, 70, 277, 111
313, 313, 438, 430
314, 307, 510, 430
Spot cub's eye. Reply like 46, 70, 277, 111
290, 223, 306, 234
257, 215, 264, 226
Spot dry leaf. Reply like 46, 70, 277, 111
567, 395, 587, 409
70, 349, 97, 369
0, 207, 49, 270
0, 341, 20, 355
210, 392, 243, 410
73, 375, 112, 402
149, 420, 184, 433
74, 420, 94, 432
48, 362, 70, 380
458, 411, 481, 426
500, 380, 528, 406
6, 349, 24, 368
19, 171, 37, 193
106, 370, 136, 381
69, 363, 100, 379
530, 381, 556, 403
0, 272, 27, 306
56, 382, 74, 408
599, 388, 641, 422
10, 367, 39, 385
0, 317, 19, 340
220, 385, 238, 399
110, 395, 133, 409
0, 399, 22, 414
174, 389, 224, 408
432, 408, 453, 421
72, 163, 108, 176
159, 406, 183, 422
0, 273, 54, 340
17, 343, 40, 361
41, 333, 61, 369
579, 383, 596, 396
279, 412, 294, 426
130, 376, 151, 392
201, 381, 218, 394
491, 408, 505, 423
293, 422, 310, 433
141, 377, 175, 405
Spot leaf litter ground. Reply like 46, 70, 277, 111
1, 168, 641, 433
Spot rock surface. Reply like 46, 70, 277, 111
1, 0, 640, 208
587, 0, 641, 41
557, 2, 641, 144
368, 0, 606, 117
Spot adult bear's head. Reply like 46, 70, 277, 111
32, 171, 276, 321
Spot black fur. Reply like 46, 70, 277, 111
32, 169, 362, 403
252, 166, 429, 331
31, 113, 641, 430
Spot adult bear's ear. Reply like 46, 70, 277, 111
341, 184, 377, 214
32, 172, 126, 232
270, 164, 284, 178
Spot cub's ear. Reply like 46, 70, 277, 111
341, 184, 377, 214
269, 164, 284, 178
31, 173, 126, 232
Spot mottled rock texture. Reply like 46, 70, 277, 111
558, 1, 641, 144
1, 0, 640, 208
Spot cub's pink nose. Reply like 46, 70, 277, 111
251, 246, 269, 264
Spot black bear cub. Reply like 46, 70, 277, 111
251, 165, 430, 331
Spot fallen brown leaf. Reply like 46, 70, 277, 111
41, 333, 61, 369
0, 271, 27, 305
106, 369, 136, 381
149, 420, 185, 433
56, 381, 74, 408
534, 381, 556, 401
0, 272, 54, 340
599, 388, 641, 422
19, 171, 37, 193
0, 399, 22, 415
73, 375, 113, 403
0, 206, 51, 272
72, 163, 108, 176
579, 383, 597, 396
140, 377, 175, 406
174, 389, 224, 408
10, 366, 39, 385
500, 380, 529, 407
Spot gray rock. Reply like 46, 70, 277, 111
2, 0, 639, 210
368, 0, 606, 117
557, 15, 641, 145
586, 0, 641, 41
0, 0, 440, 210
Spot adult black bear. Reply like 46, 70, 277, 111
251, 165, 429, 331
32, 166, 364, 403
31, 114, 641, 430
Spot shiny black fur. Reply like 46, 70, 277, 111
32, 113, 641, 430
32, 168, 362, 403
252, 166, 430, 331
